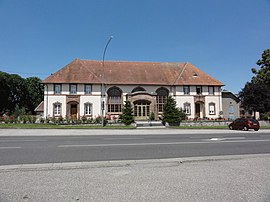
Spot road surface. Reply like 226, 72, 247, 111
0, 129, 270, 165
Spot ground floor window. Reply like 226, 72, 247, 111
107, 87, 122, 113
84, 103, 92, 115
183, 102, 191, 115
108, 97, 122, 113
156, 87, 169, 113
53, 102, 61, 116
209, 103, 216, 115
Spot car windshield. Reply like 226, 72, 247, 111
248, 118, 257, 123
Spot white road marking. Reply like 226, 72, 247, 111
223, 137, 246, 140
0, 139, 48, 142
210, 138, 221, 141
58, 139, 270, 148
103, 138, 145, 140
210, 137, 246, 141
0, 147, 21, 149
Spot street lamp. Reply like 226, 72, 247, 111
101, 36, 113, 126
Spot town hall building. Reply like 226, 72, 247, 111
42, 59, 224, 120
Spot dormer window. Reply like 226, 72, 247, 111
193, 73, 198, 77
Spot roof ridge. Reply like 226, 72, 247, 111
173, 62, 189, 85
82, 59, 185, 65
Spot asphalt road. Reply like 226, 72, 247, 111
1, 129, 270, 165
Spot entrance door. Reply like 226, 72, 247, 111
70, 104, 77, 118
195, 103, 200, 118
134, 100, 150, 120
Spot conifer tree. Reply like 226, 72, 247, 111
120, 101, 134, 125
162, 96, 185, 126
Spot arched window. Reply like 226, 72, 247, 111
183, 102, 191, 115
209, 102, 216, 115
84, 102, 92, 115
132, 86, 146, 93
156, 87, 169, 113
107, 87, 122, 113
53, 102, 61, 117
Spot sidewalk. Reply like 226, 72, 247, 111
1, 154, 270, 202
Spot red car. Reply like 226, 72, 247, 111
229, 118, 260, 131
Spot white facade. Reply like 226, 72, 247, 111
43, 83, 222, 120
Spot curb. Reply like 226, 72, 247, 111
1, 153, 270, 172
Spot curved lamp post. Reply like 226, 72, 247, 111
101, 36, 113, 126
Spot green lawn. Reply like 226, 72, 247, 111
0, 123, 269, 130
0, 123, 135, 129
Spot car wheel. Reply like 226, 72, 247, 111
229, 125, 233, 130
243, 126, 249, 131
254, 129, 259, 131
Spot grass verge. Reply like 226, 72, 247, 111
0, 124, 135, 129
1, 124, 270, 130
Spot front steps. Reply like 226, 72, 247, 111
135, 121, 166, 129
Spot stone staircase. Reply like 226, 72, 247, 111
135, 121, 166, 129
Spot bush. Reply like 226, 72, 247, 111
260, 113, 269, 121
94, 116, 102, 124
21, 115, 28, 124
14, 105, 26, 118
149, 112, 155, 121
40, 118, 45, 123
81, 116, 87, 123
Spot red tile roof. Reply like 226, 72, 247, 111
43, 59, 224, 86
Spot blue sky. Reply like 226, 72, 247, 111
0, 0, 270, 93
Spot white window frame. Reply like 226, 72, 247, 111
84, 102, 92, 115
183, 102, 191, 115
209, 103, 216, 115
53, 102, 61, 116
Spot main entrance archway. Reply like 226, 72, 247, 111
67, 101, 79, 119
133, 100, 151, 120
195, 101, 205, 118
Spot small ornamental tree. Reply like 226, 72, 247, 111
120, 101, 134, 125
162, 96, 185, 126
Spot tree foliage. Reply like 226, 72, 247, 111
239, 82, 270, 113
25, 77, 44, 113
251, 49, 270, 85
120, 101, 134, 125
239, 49, 270, 114
0, 71, 43, 115
162, 96, 185, 125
